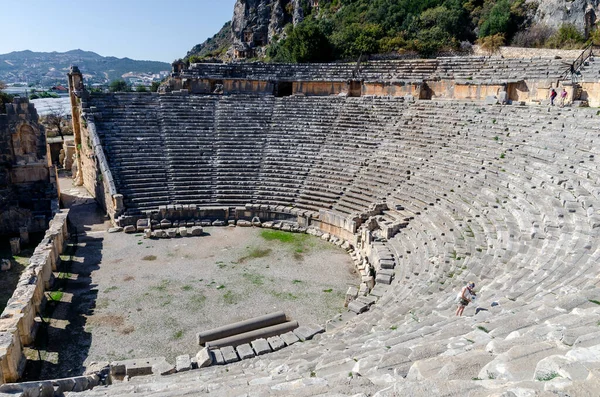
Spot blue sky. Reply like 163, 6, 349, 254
0, 0, 236, 63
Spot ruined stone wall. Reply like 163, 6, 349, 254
362, 82, 421, 98
0, 98, 57, 237
0, 210, 69, 384
68, 67, 123, 224
74, 116, 122, 223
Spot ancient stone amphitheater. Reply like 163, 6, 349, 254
4, 52, 600, 396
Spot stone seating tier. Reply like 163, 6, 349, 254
72, 94, 600, 395
179, 56, 572, 83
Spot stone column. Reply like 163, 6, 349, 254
67, 65, 84, 186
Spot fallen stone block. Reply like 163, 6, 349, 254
348, 300, 370, 314
267, 336, 285, 351
220, 345, 239, 363
345, 286, 359, 307
144, 229, 152, 238
212, 349, 225, 365
251, 338, 271, 355
136, 218, 150, 232
160, 219, 172, 229
191, 226, 203, 236
236, 343, 255, 360
153, 359, 176, 376
111, 357, 173, 378
108, 227, 123, 233
262, 221, 274, 228
281, 331, 300, 346
52, 377, 77, 393
178, 227, 188, 237
123, 225, 136, 233
293, 324, 325, 342
176, 354, 191, 372
166, 229, 177, 238
212, 220, 226, 226
356, 295, 377, 306
201, 219, 212, 227
237, 220, 252, 227
196, 347, 213, 368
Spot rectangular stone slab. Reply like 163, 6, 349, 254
212, 349, 225, 365
251, 338, 271, 355
280, 331, 300, 346
175, 354, 191, 372
267, 336, 285, 351
236, 343, 255, 360
348, 300, 369, 314
221, 345, 239, 364
293, 324, 325, 342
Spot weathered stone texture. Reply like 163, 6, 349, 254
0, 98, 57, 236
0, 210, 68, 384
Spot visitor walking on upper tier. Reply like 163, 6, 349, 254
456, 282, 476, 316
550, 88, 557, 106
560, 88, 568, 107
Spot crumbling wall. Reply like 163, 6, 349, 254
68, 67, 123, 224
0, 98, 58, 237
0, 210, 69, 384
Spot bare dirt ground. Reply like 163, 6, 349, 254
83, 226, 356, 365
31, 176, 357, 379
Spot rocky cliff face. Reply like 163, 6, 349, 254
230, 0, 307, 59
534, 0, 600, 36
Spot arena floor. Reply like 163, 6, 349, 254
32, 198, 356, 379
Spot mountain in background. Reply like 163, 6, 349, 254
185, 0, 598, 63
0, 49, 171, 86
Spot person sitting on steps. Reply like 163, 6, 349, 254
456, 282, 476, 316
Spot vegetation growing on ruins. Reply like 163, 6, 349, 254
0, 81, 13, 113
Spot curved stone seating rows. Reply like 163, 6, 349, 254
69, 100, 600, 396
181, 56, 573, 84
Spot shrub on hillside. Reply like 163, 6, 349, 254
545, 24, 586, 49
477, 33, 506, 54
512, 24, 555, 48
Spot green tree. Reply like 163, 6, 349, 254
331, 23, 384, 59
269, 19, 333, 62
109, 80, 130, 92
136, 85, 148, 92
0, 81, 14, 113
150, 81, 161, 92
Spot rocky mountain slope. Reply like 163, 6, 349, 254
186, 0, 600, 62
0, 50, 170, 86
533, 0, 600, 36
